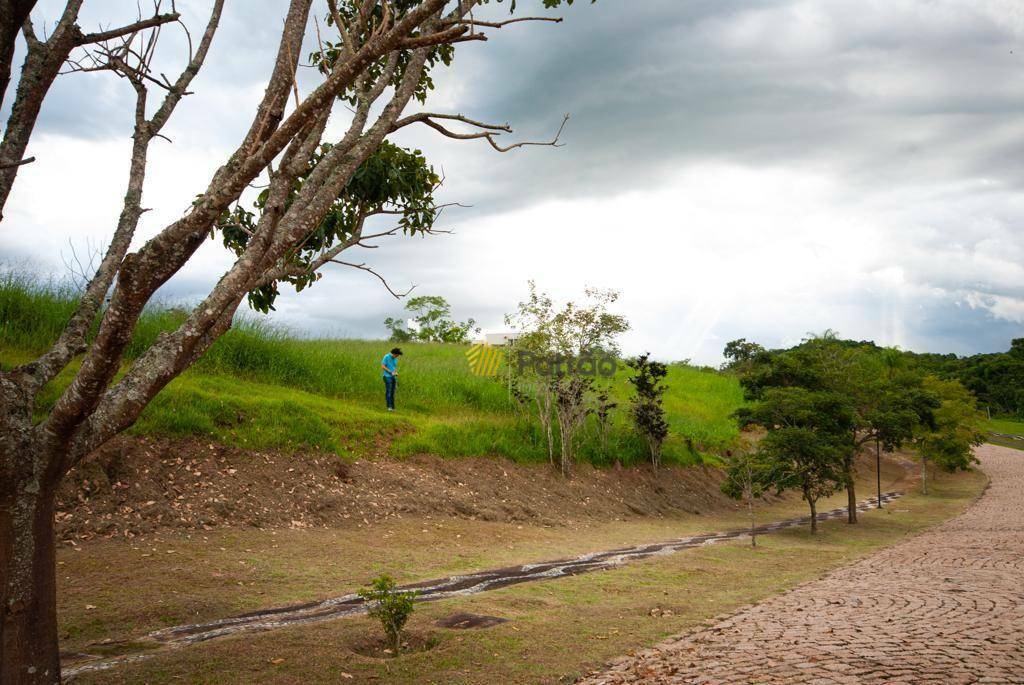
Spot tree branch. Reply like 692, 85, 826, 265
444, 16, 564, 29
393, 112, 570, 152
77, 12, 180, 46
0, 155, 34, 170
330, 259, 416, 298
22, 0, 226, 398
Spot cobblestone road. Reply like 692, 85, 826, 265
580, 444, 1024, 684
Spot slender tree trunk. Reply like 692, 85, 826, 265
845, 451, 857, 524
921, 458, 928, 495
535, 390, 554, 468
746, 484, 756, 547
875, 438, 883, 509
808, 496, 818, 534
1, 483, 61, 684
559, 421, 571, 477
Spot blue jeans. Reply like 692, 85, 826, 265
383, 375, 396, 409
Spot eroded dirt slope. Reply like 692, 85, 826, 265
57, 436, 740, 543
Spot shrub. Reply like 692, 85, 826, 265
627, 353, 670, 468
358, 574, 418, 652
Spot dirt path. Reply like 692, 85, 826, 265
63, 492, 904, 679
579, 444, 1024, 684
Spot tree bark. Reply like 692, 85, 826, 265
1, 480, 60, 684
807, 496, 818, 534
847, 477, 857, 523
0, 0, 37, 111
921, 458, 928, 495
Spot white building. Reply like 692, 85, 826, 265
474, 332, 519, 347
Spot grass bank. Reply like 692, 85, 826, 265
1, 272, 743, 465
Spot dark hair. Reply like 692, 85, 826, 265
390, 347, 403, 356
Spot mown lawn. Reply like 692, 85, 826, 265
986, 417, 1024, 436
69, 464, 987, 684
985, 418, 1024, 451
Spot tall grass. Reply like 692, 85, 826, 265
0, 270, 81, 351
1, 272, 744, 464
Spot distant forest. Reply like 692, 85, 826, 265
724, 336, 1024, 420
906, 339, 1024, 419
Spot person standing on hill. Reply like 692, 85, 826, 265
381, 347, 402, 411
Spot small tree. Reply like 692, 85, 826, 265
554, 374, 593, 468
385, 294, 478, 343
721, 448, 765, 546
859, 376, 929, 507
627, 353, 669, 468
915, 377, 986, 494
506, 284, 559, 465
384, 316, 415, 342
359, 574, 418, 653
721, 338, 767, 375
736, 387, 852, 533
506, 283, 628, 476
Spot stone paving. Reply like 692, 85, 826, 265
580, 444, 1024, 685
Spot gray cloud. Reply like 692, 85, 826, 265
3, 0, 1023, 363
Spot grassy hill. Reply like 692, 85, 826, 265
0, 272, 744, 466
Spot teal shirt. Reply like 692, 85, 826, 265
382, 353, 398, 378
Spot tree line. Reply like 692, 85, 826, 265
721, 332, 987, 534
907, 339, 1024, 420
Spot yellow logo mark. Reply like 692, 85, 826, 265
466, 344, 504, 377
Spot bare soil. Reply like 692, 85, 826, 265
56, 436, 741, 544
349, 632, 440, 659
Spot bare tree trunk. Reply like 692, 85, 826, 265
1, 467, 60, 683
921, 457, 928, 495
806, 494, 818, 534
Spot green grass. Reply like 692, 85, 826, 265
986, 417, 1024, 436
985, 417, 1024, 451
0, 271, 745, 465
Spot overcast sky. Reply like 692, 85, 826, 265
3, 0, 1023, 364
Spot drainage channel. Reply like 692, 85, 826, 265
64, 491, 903, 678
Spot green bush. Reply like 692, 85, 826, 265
358, 574, 418, 652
